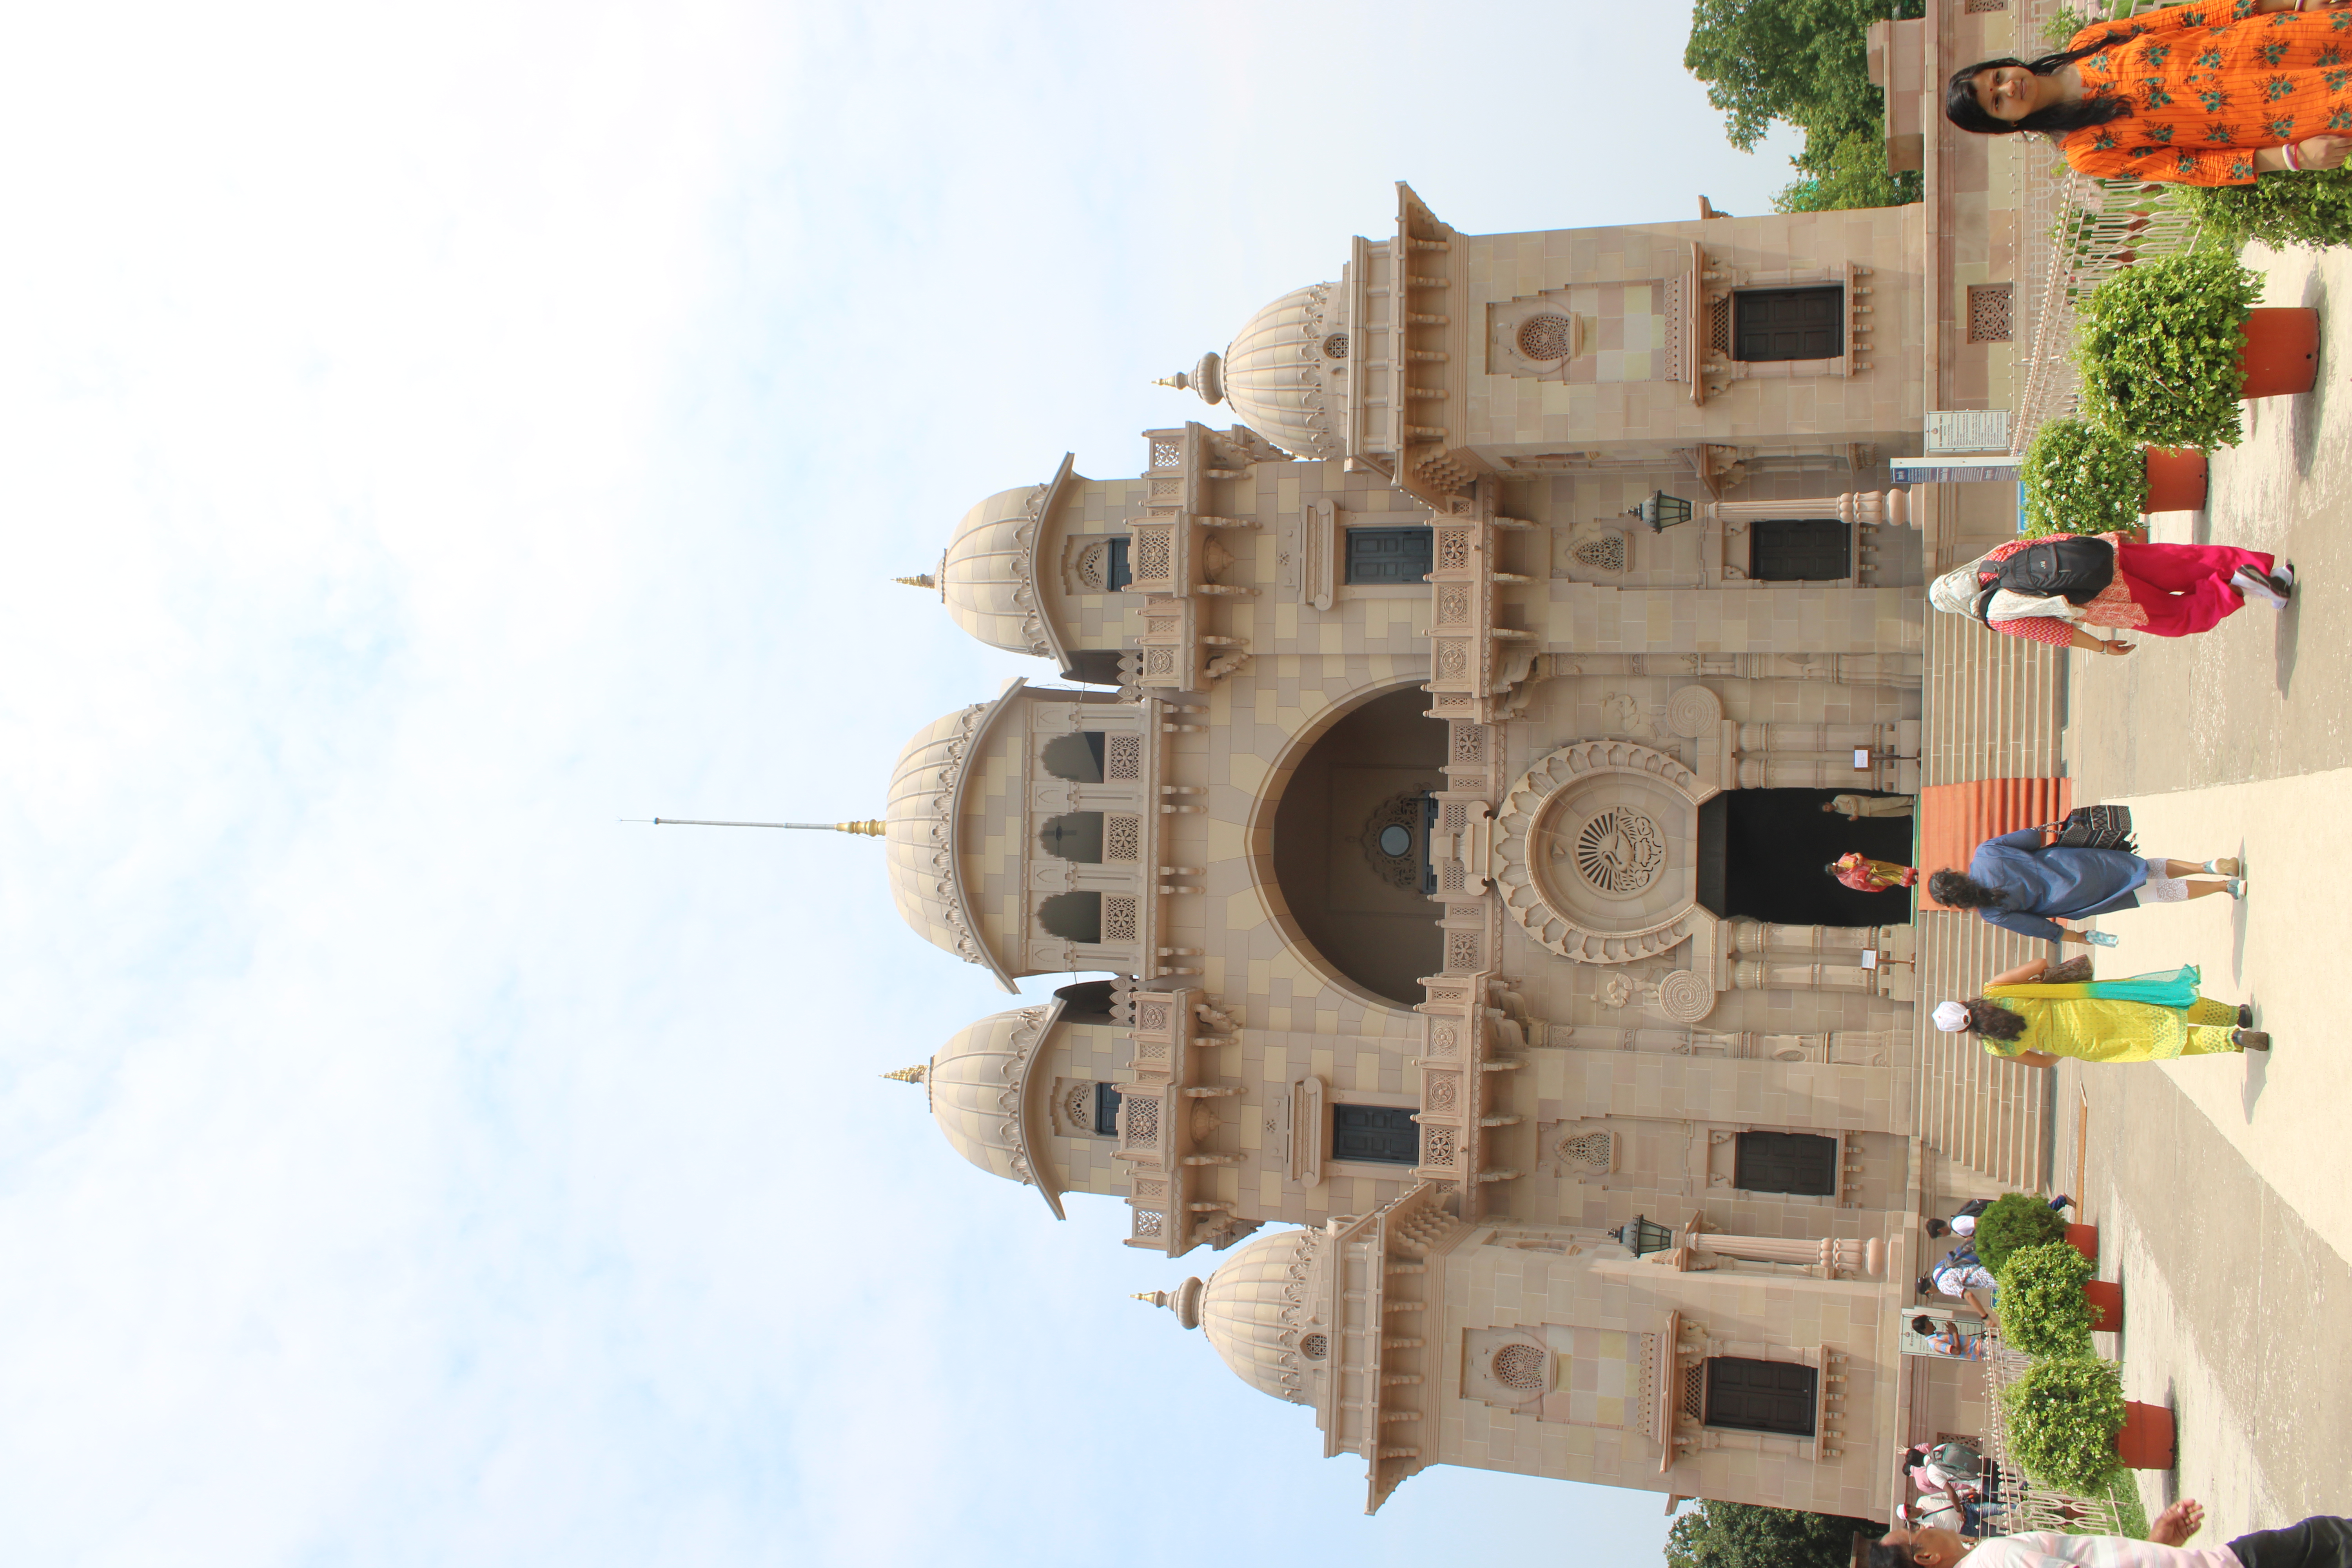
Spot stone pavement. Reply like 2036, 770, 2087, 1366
2047, 242, 2352, 1537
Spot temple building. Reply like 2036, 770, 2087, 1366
872, 0, 2063, 1524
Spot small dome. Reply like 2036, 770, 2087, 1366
936, 455, 1075, 664
925, 999, 1068, 1219
1173, 284, 1341, 460
883, 682, 1026, 989
1200, 1226, 1323, 1403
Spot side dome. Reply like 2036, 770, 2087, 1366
924, 999, 1068, 1219
935, 454, 1076, 664
1200, 1226, 1323, 1403
884, 680, 1026, 990
1170, 283, 1341, 460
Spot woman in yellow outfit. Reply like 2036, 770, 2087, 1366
1931, 957, 2268, 1063
1947, 0, 2352, 185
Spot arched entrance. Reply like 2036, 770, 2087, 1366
1715, 788, 1913, 926
1267, 686, 1447, 1005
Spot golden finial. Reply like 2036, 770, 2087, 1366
835, 820, 885, 837
881, 1064, 929, 1083
894, 574, 935, 589
1131, 1289, 1171, 1308
1152, 372, 1190, 391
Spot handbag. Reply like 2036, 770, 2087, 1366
2040, 804, 2136, 855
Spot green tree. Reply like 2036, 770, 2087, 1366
1667, 1500, 1884, 1568
1684, 0, 1927, 211
1774, 127, 1922, 212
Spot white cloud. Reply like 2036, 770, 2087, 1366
0, 2, 1805, 1562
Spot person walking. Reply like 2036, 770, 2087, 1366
1831, 851, 1919, 893
1876, 1499, 2352, 1568
1928, 827, 2241, 946
1824, 793, 1915, 820
1920, 1256, 2003, 1327
1945, 2, 2352, 187
1928, 532, 2292, 654
1927, 1194, 2071, 1245
1934, 957, 2269, 1065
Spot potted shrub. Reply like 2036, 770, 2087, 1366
1972, 1192, 2070, 1275
2076, 252, 2316, 450
1994, 1241, 2099, 1357
2019, 417, 2205, 535
2176, 167, 2352, 252
2004, 1357, 2125, 1490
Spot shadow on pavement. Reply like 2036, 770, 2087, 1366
2290, 269, 2328, 480
2239, 1038, 2267, 1123
2274, 588, 2299, 696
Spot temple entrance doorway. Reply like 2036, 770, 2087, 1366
1710, 786, 1913, 927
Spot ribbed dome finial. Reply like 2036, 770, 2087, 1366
880, 1063, 929, 1083
1134, 1277, 1205, 1329
893, 573, 935, 589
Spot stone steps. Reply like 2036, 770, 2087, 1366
1911, 604, 2065, 1191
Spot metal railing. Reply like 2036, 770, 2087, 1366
1964, 1334, 2134, 1538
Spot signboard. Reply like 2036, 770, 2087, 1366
1924, 409, 2011, 453
1891, 454, 2022, 484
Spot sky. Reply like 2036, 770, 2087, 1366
0, 4, 1811, 1564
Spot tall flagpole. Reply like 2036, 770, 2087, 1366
622, 818, 885, 836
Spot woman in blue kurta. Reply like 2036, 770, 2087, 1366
1926, 829, 2241, 944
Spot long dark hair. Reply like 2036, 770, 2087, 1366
1926, 869, 2006, 909
1946, 33, 2135, 137
1960, 997, 2029, 1042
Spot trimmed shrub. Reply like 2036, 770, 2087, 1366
2180, 167, 2352, 252
1995, 1240, 2098, 1359
2020, 417, 2146, 537
1973, 1192, 2070, 1275
2003, 1356, 2126, 1493
2076, 252, 2264, 450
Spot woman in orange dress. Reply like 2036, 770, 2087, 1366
1947, 0, 2352, 184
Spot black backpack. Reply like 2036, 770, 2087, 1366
1969, 536, 2115, 623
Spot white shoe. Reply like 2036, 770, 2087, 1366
2233, 567, 2288, 610
2273, 560, 2297, 592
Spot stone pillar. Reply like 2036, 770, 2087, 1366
1730, 960, 1875, 993
1707, 488, 1913, 531
1698, 1233, 1885, 1279
1726, 920, 1893, 958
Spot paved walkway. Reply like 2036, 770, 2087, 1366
2049, 242, 2352, 1537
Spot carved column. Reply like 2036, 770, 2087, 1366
1729, 960, 1875, 993
1697, 1233, 1885, 1279
1707, 488, 1913, 530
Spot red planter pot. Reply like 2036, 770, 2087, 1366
2116, 1401, 2177, 1469
2238, 307, 2321, 398
2065, 1223, 2102, 1263
2141, 450, 2207, 512
2083, 1278, 2124, 1333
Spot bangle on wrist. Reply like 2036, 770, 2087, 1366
2285, 141, 2303, 171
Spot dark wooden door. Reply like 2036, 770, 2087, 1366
1733, 287, 1843, 361
1705, 1357, 1818, 1436
1734, 1131, 1840, 1195
1332, 1103, 1421, 1164
1748, 519, 1851, 581
1345, 526, 1436, 584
